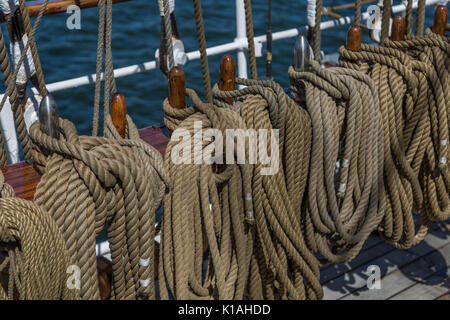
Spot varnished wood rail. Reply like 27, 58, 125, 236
0, 0, 132, 23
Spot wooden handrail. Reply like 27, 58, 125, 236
0, 0, 132, 23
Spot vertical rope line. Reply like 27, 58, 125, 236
313, 0, 322, 62
104, 0, 116, 123
0, 0, 49, 162
381, 0, 392, 43
163, 0, 174, 71
406, 0, 413, 36
355, 0, 362, 26
0, 28, 15, 165
92, 0, 106, 137
192, 0, 212, 102
244, 0, 258, 79
18, 0, 48, 96
415, 0, 426, 36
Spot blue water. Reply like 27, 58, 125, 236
2, 0, 438, 134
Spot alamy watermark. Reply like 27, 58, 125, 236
366, 265, 381, 290
66, 264, 81, 290
170, 121, 280, 175
66, 5, 81, 30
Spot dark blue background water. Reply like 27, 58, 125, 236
2, 0, 438, 134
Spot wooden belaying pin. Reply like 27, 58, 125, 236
97, 256, 112, 300
219, 55, 236, 105
39, 94, 60, 139
390, 16, 406, 41
111, 93, 127, 138
432, 5, 447, 36
346, 25, 362, 52
169, 66, 186, 109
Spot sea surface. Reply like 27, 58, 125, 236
1, 0, 438, 134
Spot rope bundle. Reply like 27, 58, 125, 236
160, 88, 254, 299
288, 61, 385, 264
382, 29, 449, 224
0, 172, 76, 300
339, 31, 449, 248
29, 117, 167, 300
214, 79, 322, 299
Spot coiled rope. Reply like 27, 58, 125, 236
0, 171, 77, 300
382, 28, 449, 223
30, 116, 167, 300
339, 28, 449, 248
160, 88, 254, 299
213, 78, 322, 299
244, 0, 258, 79
288, 61, 385, 263
92, 0, 117, 136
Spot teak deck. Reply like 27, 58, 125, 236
321, 220, 450, 300
1, 125, 449, 300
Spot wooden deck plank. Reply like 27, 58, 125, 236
341, 243, 450, 300
320, 239, 395, 285
0, 126, 169, 201
389, 267, 450, 300
323, 221, 450, 300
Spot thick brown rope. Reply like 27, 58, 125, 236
382, 29, 449, 223
214, 79, 322, 299
381, 0, 392, 43
289, 61, 385, 263
313, 0, 322, 62
192, 0, 212, 103
30, 116, 167, 300
339, 32, 449, 248
415, 0, 427, 36
161, 88, 254, 299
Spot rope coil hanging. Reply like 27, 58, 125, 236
0, 170, 77, 300
213, 78, 322, 299
30, 117, 167, 300
160, 87, 255, 299
288, 61, 385, 263
92, 0, 117, 137
382, 27, 449, 224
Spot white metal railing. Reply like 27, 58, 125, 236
0, 0, 443, 165
26, 0, 443, 94
0, 0, 443, 260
